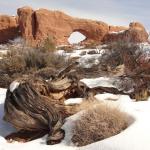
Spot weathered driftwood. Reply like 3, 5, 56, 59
4, 78, 66, 144
3, 63, 85, 144
3, 60, 150, 145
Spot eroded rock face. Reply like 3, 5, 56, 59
17, 6, 35, 43
17, 7, 149, 45
0, 6, 149, 45
17, 7, 109, 45
109, 25, 128, 32
103, 22, 149, 43
0, 15, 19, 43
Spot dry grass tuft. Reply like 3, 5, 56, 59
39, 36, 56, 52
134, 88, 149, 101
71, 101, 128, 146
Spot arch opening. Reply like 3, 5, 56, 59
68, 31, 86, 44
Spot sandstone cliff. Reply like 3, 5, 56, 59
17, 6, 109, 45
0, 15, 19, 43
0, 6, 149, 45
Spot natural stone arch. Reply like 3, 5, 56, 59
14, 6, 148, 46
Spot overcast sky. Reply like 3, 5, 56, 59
0, 0, 150, 30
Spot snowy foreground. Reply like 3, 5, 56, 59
1, 82, 150, 150
1, 43, 150, 149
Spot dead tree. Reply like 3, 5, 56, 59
3, 62, 89, 144
4, 58, 149, 145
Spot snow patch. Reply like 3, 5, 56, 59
95, 93, 133, 104
9, 81, 20, 92
1, 80, 150, 149
0, 50, 8, 54
109, 30, 125, 34
81, 77, 116, 88
65, 98, 83, 105
95, 93, 121, 101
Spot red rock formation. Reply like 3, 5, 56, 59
0, 6, 148, 46
129, 22, 146, 30
17, 7, 109, 45
109, 25, 128, 32
0, 15, 19, 43
17, 6, 35, 43
17, 7, 148, 45
103, 22, 149, 43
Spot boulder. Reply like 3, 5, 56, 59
0, 15, 19, 43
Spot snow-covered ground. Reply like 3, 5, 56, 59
1, 42, 150, 149
57, 47, 106, 69
1, 82, 150, 150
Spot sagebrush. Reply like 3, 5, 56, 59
71, 102, 128, 146
0, 46, 71, 87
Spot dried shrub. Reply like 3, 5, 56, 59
0, 43, 72, 88
46, 53, 68, 69
39, 36, 56, 52
2, 45, 70, 70
0, 52, 4, 58
134, 88, 149, 101
57, 45, 74, 52
84, 42, 98, 49
100, 41, 140, 70
0, 56, 25, 75
0, 74, 12, 88
23, 49, 48, 69
34, 67, 57, 80
71, 102, 128, 146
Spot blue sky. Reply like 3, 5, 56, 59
0, 0, 150, 30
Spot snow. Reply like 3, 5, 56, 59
95, 93, 121, 101
79, 98, 150, 150
9, 81, 20, 92
1, 81, 150, 149
81, 77, 117, 88
1, 37, 150, 149
0, 50, 8, 55
57, 48, 106, 68
0, 44, 8, 56
78, 54, 100, 68
9, 37, 24, 45
109, 30, 125, 34
65, 98, 83, 105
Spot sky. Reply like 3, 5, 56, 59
0, 0, 150, 31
